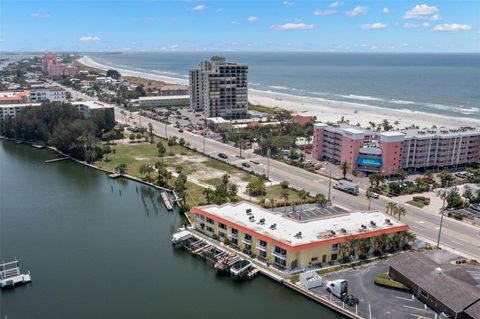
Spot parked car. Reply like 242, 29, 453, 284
372, 192, 380, 199
218, 153, 228, 159
242, 162, 251, 168
178, 129, 184, 133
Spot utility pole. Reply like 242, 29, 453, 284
203, 132, 206, 154
164, 123, 167, 139
267, 148, 271, 180
328, 171, 332, 202
436, 182, 449, 248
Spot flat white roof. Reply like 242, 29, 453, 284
139, 95, 189, 101
72, 101, 114, 109
343, 127, 364, 135
195, 202, 406, 246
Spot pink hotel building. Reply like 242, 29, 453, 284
312, 123, 480, 176
41, 54, 77, 78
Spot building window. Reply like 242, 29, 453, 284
231, 238, 238, 246
206, 217, 214, 224
206, 226, 214, 233
419, 289, 429, 299
322, 255, 327, 263
231, 228, 238, 234
311, 257, 318, 262
196, 214, 205, 221
259, 240, 267, 247
219, 232, 226, 238
332, 244, 339, 252
244, 234, 252, 240
274, 246, 287, 256
331, 253, 338, 261
244, 243, 251, 251
274, 257, 286, 267
219, 223, 227, 230
259, 250, 267, 258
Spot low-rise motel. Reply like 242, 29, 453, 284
190, 202, 408, 271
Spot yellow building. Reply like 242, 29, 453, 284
191, 202, 409, 271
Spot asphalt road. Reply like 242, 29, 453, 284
60, 85, 480, 259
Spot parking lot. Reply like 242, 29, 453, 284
311, 258, 437, 319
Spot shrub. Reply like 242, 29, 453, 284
374, 272, 410, 291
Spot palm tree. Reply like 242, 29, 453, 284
281, 188, 290, 212
340, 161, 350, 179
366, 189, 374, 210
202, 187, 213, 204
167, 136, 177, 155
395, 168, 408, 184
178, 138, 186, 155
386, 202, 397, 216
373, 234, 388, 254
315, 193, 328, 207
358, 238, 371, 257
139, 163, 153, 181
298, 190, 308, 212
396, 205, 406, 221
157, 142, 166, 165
345, 236, 358, 258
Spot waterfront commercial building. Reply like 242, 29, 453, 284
132, 95, 190, 108
190, 202, 408, 271
312, 123, 480, 175
189, 56, 248, 119
41, 54, 77, 77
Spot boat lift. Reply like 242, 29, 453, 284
0, 260, 32, 288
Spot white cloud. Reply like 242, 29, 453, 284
329, 1, 341, 8
283, 1, 294, 6
360, 44, 368, 48
430, 14, 442, 21
361, 23, 387, 30
346, 6, 367, 17
433, 24, 472, 32
403, 22, 430, 29
248, 16, 259, 22
402, 42, 409, 47
383, 8, 390, 13
31, 12, 51, 18
79, 36, 102, 43
193, 5, 206, 11
313, 10, 337, 16
370, 45, 377, 50
403, 4, 438, 20
216, 8, 223, 13
271, 23, 314, 30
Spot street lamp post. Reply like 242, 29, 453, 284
267, 148, 271, 180
436, 182, 449, 248
328, 171, 332, 202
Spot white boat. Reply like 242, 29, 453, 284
171, 230, 193, 246
0, 260, 32, 288
230, 260, 252, 278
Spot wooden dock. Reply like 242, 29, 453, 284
108, 173, 122, 179
247, 268, 260, 279
161, 191, 173, 211
45, 157, 69, 163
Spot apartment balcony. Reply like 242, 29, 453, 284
256, 244, 267, 251
242, 237, 252, 245
271, 250, 287, 260
229, 232, 238, 238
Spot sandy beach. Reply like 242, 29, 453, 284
78, 56, 480, 128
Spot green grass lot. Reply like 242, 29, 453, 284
373, 272, 410, 291
263, 184, 312, 205
406, 200, 425, 208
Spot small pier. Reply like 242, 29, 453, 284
108, 173, 122, 179
45, 157, 69, 163
172, 190, 183, 206
172, 229, 257, 281
0, 260, 32, 288
161, 191, 173, 211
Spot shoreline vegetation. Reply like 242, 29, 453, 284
76, 56, 480, 129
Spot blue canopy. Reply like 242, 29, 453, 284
356, 157, 383, 167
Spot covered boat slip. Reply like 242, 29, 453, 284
0, 260, 32, 288
171, 229, 259, 281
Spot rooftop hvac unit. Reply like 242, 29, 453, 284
270, 223, 277, 230
340, 228, 347, 233
259, 218, 265, 225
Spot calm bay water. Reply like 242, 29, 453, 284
89, 52, 480, 119
0, 141, 342, 319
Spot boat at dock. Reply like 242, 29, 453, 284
0, 260, 32, 288
214, 253, 240, 273
230, 260, 253, 279
171, 230, 193, 247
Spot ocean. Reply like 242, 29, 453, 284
88, 52, 480, 120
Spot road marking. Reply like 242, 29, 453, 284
395, 296, 413, 301
451, 240, 466, 247
403, 305, 427, 311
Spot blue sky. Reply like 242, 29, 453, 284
1, 0, 479, 52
